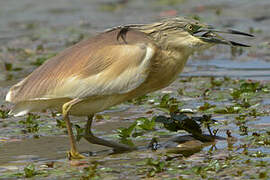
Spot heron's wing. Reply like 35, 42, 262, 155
57, 45, 155, 98
6, 29, 156, 103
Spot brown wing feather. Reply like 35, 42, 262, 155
7, 29, 156, 103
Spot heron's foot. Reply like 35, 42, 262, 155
67, 150, 86, 160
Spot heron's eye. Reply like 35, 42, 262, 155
185, 24, 201, 34
186, 24, 194, 32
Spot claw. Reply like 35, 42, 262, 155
67, 151, 86, 160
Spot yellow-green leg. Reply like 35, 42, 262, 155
62, 99, 85, 159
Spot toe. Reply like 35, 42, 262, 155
67, 151, 86, 160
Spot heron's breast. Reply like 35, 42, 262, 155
144, 49, 189, 90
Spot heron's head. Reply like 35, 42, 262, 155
139, 17, 253, 53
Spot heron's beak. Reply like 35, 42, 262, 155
194, 28, 254, 47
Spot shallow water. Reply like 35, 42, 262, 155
186, 59, 270, 80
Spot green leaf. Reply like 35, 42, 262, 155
24, 164, 36, 178
0, 109, 9, 119
136, 117, 155, 131
199, 102, 216, 111
117, 122, 137, 138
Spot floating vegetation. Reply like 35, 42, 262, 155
19, 113, 40, 133
1, 75, 269, 179
80, 162, 100, 180
157, 0, 186, 6
0, 108, 9, 119
117, 117, 156, 145
31, 53, 56, 66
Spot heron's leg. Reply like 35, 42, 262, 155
62, 98, 85, 159
84, 115, 136, 152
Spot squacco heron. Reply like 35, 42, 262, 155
5, 17, 252, 159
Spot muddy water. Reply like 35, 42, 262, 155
0, 0, 270, 179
